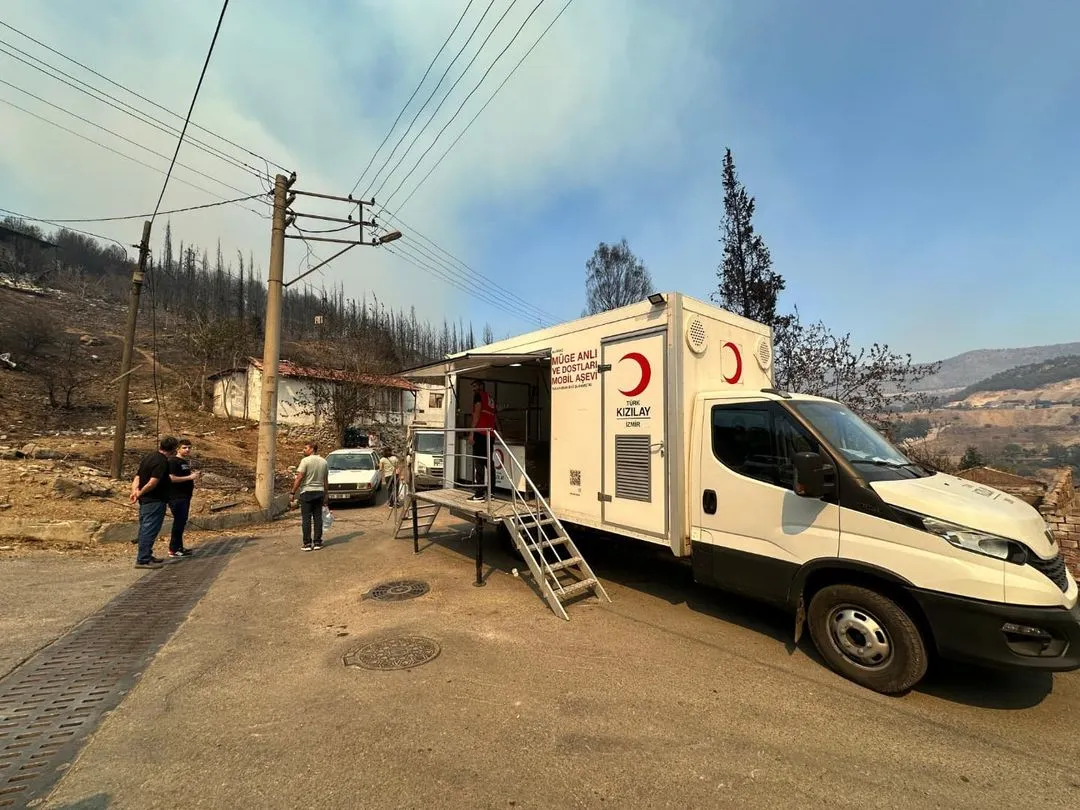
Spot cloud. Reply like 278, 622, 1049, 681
0, 0, 730, 333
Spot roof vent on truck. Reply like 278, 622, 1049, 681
685, 317, 708, 354
755, 336, 773, 370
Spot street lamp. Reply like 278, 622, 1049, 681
377, 229, 402, 245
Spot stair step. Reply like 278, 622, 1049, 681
526, 536, 569, 552
555, 577, 598, 601
515, 516, 557, 528
542, 556, 583, 573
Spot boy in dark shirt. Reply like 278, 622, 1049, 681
129, 436, 178, 569
167, 438, 199, 558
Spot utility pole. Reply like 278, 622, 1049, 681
253, 177, 402, 511
110, 220, 152, 479
254, 173, 295, 510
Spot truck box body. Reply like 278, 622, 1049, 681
405, 293, 773, 554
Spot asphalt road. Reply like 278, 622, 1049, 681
35, 503, 1080, 809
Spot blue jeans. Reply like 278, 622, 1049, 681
169, 498, 191, 553
136, 500, 168, 564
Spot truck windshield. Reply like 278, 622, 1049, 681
415, 433, 443, 454
790, 400, 924, 473
328, 454, 375, 471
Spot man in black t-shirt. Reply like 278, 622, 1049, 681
129, 436, 178, 569
167, 438, 199, 558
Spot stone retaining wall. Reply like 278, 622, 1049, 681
0, 496, 290, 545
1038, 468, 1079, 578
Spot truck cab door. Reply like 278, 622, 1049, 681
692, 398, 840, 604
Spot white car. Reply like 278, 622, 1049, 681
325, 449, 381, 505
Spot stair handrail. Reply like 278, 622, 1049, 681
491, 430, 573, 590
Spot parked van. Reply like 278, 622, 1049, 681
402, 293, 1079, 693
411, 428, 446, 489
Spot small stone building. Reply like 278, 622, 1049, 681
955, 466, 1079, 577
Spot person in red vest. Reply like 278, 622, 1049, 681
469, 379, 499, 501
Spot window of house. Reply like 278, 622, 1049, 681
711, 403, 820, 491
429, 392, 444, 409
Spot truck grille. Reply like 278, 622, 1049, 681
1028, 552, 1069, 593
329, 483, 361, 492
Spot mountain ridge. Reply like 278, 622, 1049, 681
913, 341, 1080, 392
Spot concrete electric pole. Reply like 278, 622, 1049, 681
254, 172, 295, 509
110, 220, 153, 479
253, 176, 402, 511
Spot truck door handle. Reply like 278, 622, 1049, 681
702, 489, 717, 515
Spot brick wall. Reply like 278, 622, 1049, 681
1038, 468, 1080, 578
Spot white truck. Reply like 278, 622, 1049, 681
402, 292, 1080, 693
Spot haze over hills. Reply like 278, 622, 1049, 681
914, 342, 1080, 393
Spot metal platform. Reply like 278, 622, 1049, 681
410, 486, 527, 523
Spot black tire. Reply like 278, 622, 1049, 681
807, 584, 928, 695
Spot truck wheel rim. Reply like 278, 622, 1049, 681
827, 605, 892, 669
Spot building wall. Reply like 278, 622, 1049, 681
212, 372, 249, 419
213, 364, 418, 429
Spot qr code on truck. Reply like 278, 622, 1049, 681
569, 469, 581, 487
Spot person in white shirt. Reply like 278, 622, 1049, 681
379, 447, 399, 506
290, 442, 329, 551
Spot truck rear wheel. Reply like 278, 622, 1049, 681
807, 584, 928, 695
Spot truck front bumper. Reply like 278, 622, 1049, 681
911, 589, 1080, 672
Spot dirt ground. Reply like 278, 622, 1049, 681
0, 285, 316, 526
6, 503, 1071, 809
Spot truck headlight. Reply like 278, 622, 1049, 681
417, 462, 428, 474
911, 512, 1029, 565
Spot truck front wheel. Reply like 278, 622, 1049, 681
807, 584, 928, 694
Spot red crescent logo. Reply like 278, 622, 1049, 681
723, 342, 742, 384
618, 352, 651, 397
492, 448, 504, 469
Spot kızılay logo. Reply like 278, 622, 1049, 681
618, 352, 651, 397
723, 341, 742, 384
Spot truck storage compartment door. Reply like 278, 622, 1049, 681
601, 330, 667, 536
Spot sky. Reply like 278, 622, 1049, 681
0, 0, 1077, 362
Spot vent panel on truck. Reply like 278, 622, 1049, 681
614, 435, 652, 502
686, 317, 708, 354
755, 336, 773, 370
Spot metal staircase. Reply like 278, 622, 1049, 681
493, 433, 610, 620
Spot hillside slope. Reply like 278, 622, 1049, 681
952, 355, 1080, 401
912, 341, 1080, 392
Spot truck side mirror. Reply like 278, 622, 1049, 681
793, 451, 831, 499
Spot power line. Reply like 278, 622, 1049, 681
0, 206, 132, 257
0, 194, 267, 224
0, 18, 290, 175
0, 79, 266, 210
376, 207, 556, 322
394, 0, 574, 213
349, 0, 476, 197
0, 95, 268, 217
149, 0, 231, 226
381, 0, 549, 211
385, 225, 552, 322
0, 38, 269, 187
371, 0, 524, 203
385, 240, 543, 324
361, 0, 500, 199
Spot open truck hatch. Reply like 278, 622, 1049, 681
399, 351, 551, 383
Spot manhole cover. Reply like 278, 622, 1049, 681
367, 579, 430, 602
344, 636, 441, 671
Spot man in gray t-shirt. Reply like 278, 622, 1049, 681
291, 442, 329, 550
